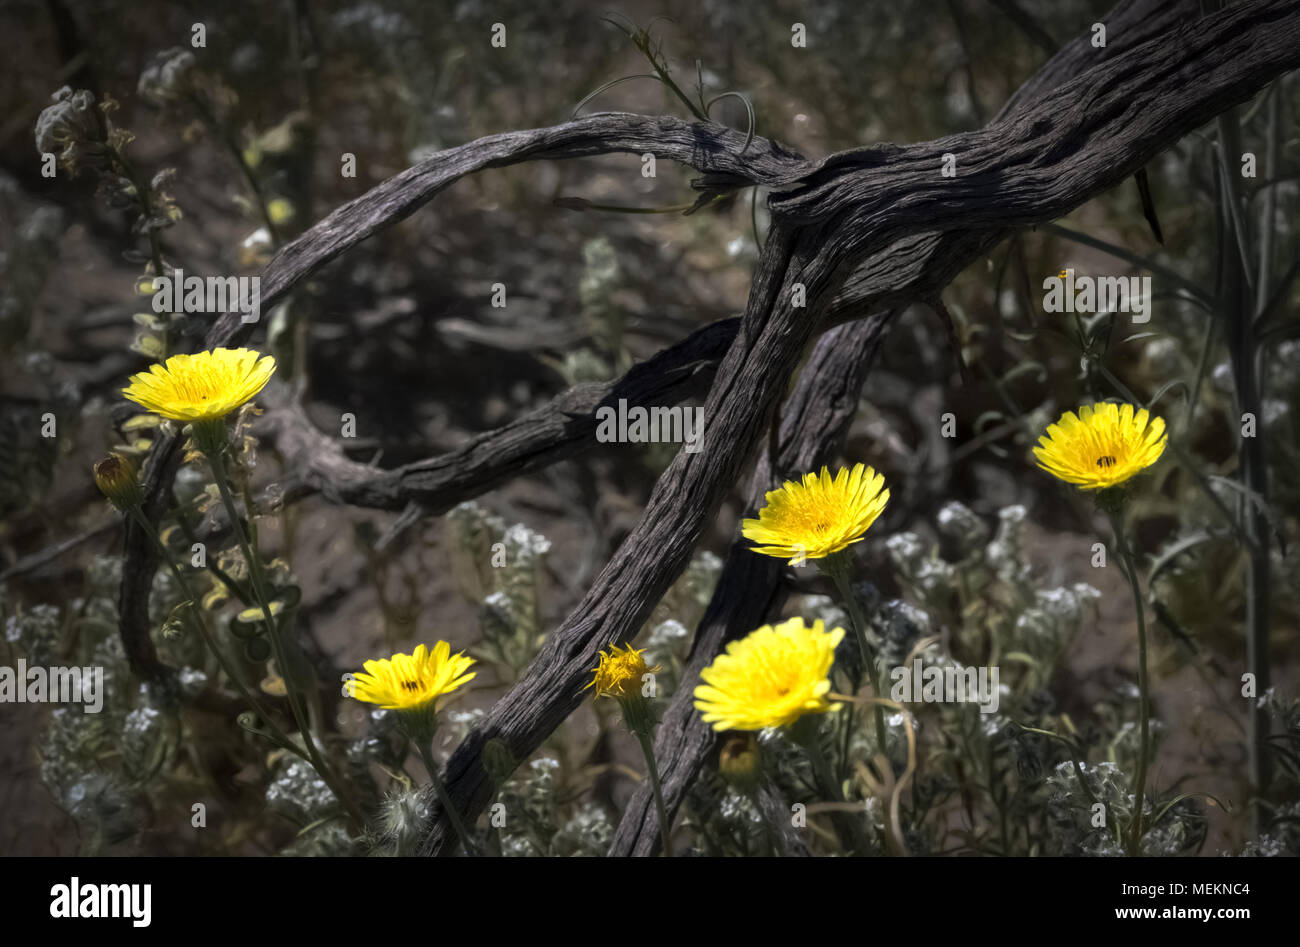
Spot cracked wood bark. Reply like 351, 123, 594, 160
414, 0, 1300, 855
253, 0, 1205, 521
124, 0, 1203, 665
609, 315, 896, 856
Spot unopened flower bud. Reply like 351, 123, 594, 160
718, 732, 762, 789
34, 86, 114, 175
93, 453, 142, 510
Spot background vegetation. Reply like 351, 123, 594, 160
0, 0, 1296, 855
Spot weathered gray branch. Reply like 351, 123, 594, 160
116, 39, 979, 674
250, 0, 1215, 524
415, 0, 1300, 855
609, 315, 895, 856
257, 318, 736, 512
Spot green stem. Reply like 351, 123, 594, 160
634, 729, 674, 857
792, 715, 872, 854
113, 152, 170, 353
126, 506, 300, 756
171, 496, 251, 606
190, 93, 281, 246
205, 443, 363, 830
827, 569, 889, 755
416, 740, 478, 857
113, 152, 166, 279
1108, 510, 1151, 856
839, 674, 859, 779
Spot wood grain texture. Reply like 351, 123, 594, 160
608, 315, 895, 855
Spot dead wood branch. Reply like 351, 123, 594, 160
608, 315, 894, 855
415, 0, 1300, 855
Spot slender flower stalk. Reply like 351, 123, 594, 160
788, 713, 871, 852
587, 644, 673, 856
1034, 402, 1167, 856
415, 740, 479, 857
634, 729, 672, 857
821, 555, 888, 756
94, 454, 300, 757
1108, 511, 1151, 856
120, 347, 362, 829
127, 507, 295, 746
205, 446, 363, 828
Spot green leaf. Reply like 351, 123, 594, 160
1147, 531, 1217, 587
1206, 475, 1289, 556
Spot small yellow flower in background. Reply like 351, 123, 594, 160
586, 644, 659, 700
347, 641, 476, 713
588, 642, 673, 852
1034, 402, 1167, 491
694, 617, 844, 731
267, 197, 294, 226
741, 463, 889, 563
122, 347, 276, 424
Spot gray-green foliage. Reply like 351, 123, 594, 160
685, 500, 1215, 856
448, 501, 551, 676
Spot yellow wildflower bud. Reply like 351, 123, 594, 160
93, 453, 143, 510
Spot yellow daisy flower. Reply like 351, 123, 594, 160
741, 463, 889, 562
268, 197, 295, 225
1033, 402, 1167, 491
694, 617, 844, 731
122, 347, 276, 424
585, 644, 659, 700
347, 641, 476, 713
